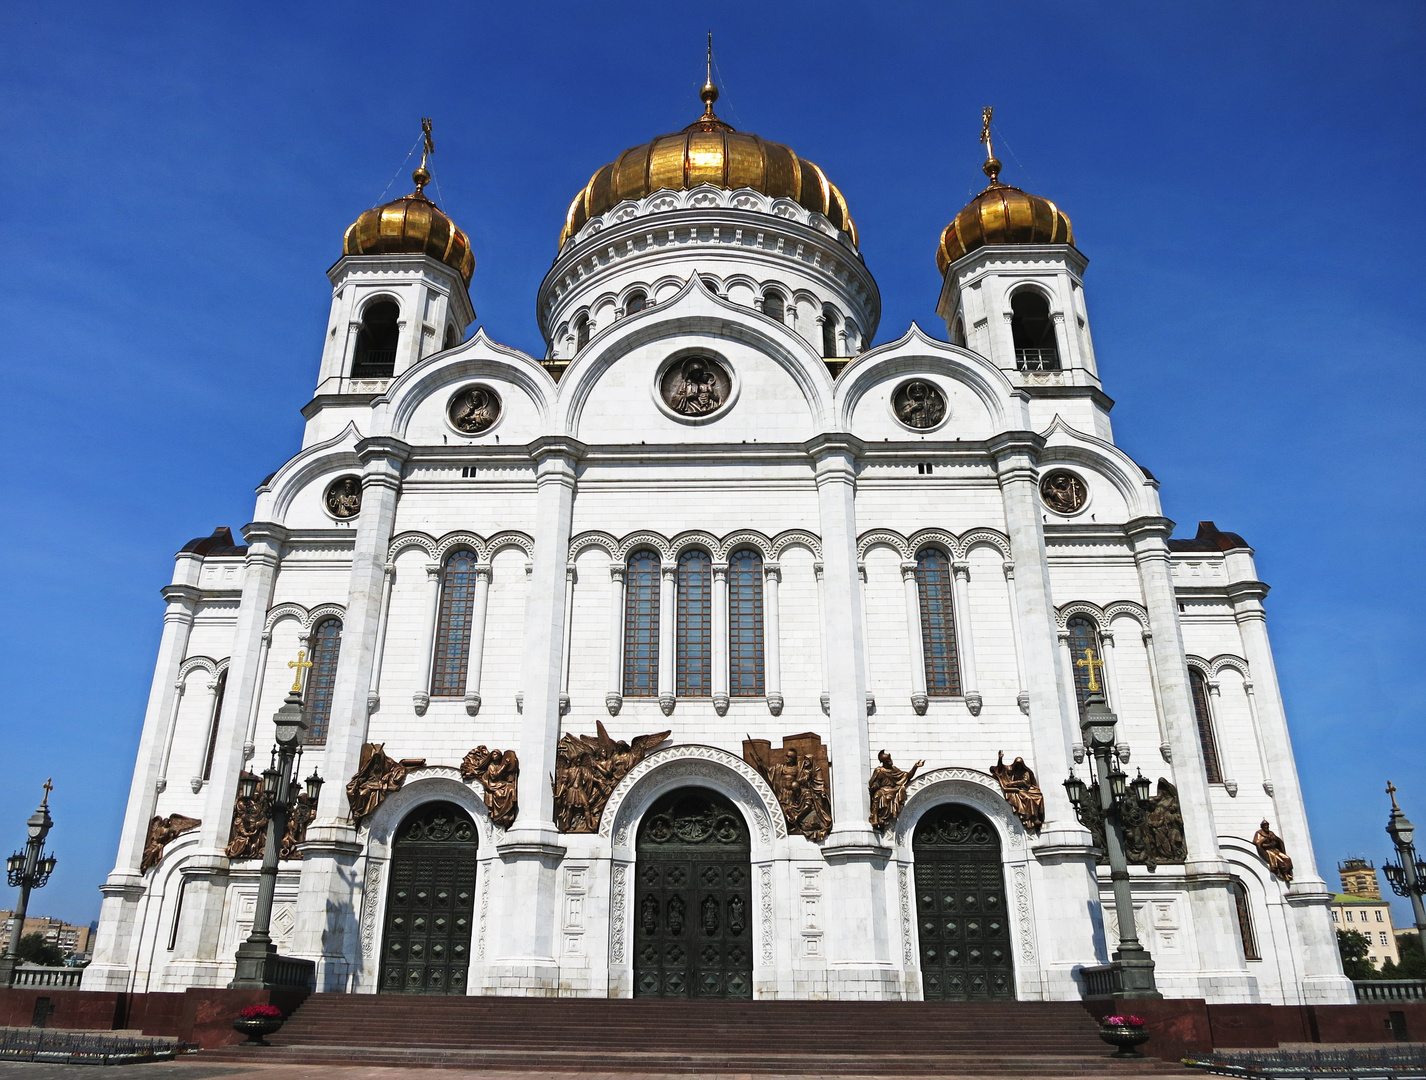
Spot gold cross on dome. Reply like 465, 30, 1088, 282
1075, 647, 1105, 693
980, 106, 994, 155
288, 649, 313, 694
41, 778, 53, 807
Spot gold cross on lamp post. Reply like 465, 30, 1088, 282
1388, 780, 1402, 812
1075, 647, 1105, 693
40, 779, 52, 808
287, 649, 313, 695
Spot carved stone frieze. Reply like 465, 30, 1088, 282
460, 746, 519, 828
141, 813, 200, 873
359, 860, 383, 959
989, 752, 1045, 833
346, 743, 407, 827
743, 732, 832, 842
868, 750, 922, 831
553, 722, 669, 833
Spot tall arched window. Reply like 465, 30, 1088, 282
430, 550, 477, 698
821, 305, 839, 357
915, 547, 961, 696
677, 550, 712, 697
624, 290, 647, 314
1010, 289, 1058, 371
952, 316, 966, 347
1065, 616, 1102, 716
763, 289, 785, 322
1229, 878, 1260, 960
728, 548, 765, 697
623, 551, 660, 696
443, 324, 459, 350
200, 669, 227, 780
304, 617, 342, 745
352, 300, 399, 378
1188, 667, 1223, 783
575, 313, 590, 351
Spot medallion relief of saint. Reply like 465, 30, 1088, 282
1039, 469, 1088, 514
324, 476, 362, 518
659, 356, 731, 418
448, 384, 502, 433
892, 379, 947, 430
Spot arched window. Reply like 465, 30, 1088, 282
304, 617, 342, 745
575, 314, 590, 351
444, 324, 459, 350
763, 290, 785, 323
915, 547, 961, 696
1188, 667, 1223, 783
1229, 878, 1260, 960
1065, 616, 1102, 716
1010, 289, 1058, 371
728, 548, 765, 697
821, 305, 840, 357
200, 669, 227, 780
352, 300, 399, 378
430, 550, 478, 697
677, 550, 712, 697
952, 316, 966, 347
624, 290, 647, 315
623, 551, 660, 696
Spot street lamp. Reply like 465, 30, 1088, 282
1063, 649, 1160, 999
1, 780, 58, 988
1382, 782, 1426, 961
229, 663, 321, 990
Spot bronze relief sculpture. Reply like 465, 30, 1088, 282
224, 775, 268, 860
141, 813, 201, 873
892, 379, 946, 430
1039, 470, 1088, 514
659, 355, 730, 418
460, 746, 520, 829
743, 732, 833, 842
868, 750, 922, 831
448, 384, 502, 433
280, 792, 317, 859
1253, 820, 1294, 883
324, 475, 362, 518
345, 743, 408, 826
1078, 777, 1188, 871
990, 751, 1045, 833
553, 722, 670, 833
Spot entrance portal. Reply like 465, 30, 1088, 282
634, 787, 753, 998
912, 803, 1014, 1000
378, 800, 478, 995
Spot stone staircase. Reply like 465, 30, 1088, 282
205, 995, 1195, 1075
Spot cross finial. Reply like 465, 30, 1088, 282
700, 31, 719, 117
413, 118, 434, 196
287, 649, 314, 694
40, 778, 53, 808
980, 106, 1002, 185
1387, 780, 1401, 812
1074, 647, 1105, 693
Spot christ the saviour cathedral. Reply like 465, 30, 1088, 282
86, 76, 1352, 1007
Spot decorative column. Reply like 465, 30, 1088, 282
950, 560, 982, 715
1002, 561, 1030, 714
463, 563, 492, 716
605, 563, 625, 715
762, 562, 783, 716
1099, 629, 1127, 762
815, 562, 830, 716
900, 561, 928, 716
412, 561, 441, 716
857, 562, 875, 715
366, 562, 395, 714
292, 437, 409, 991
657, 561, 676, 716
1242, 679, 1273, 795
188, 676, 223, 792
244, 631, 273, 757
155, 677, 188, 794
1141, 628, 1173, 762
559, 563, 575, 715
712, 562, 730, 716
1205, 679, 1238, 796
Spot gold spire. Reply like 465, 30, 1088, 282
980, 106, 1002, 185
412, 117, 434, 196
700, 31, 719, 118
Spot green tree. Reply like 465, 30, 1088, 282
1379, 933, 1426, 980
15, 932, 66, 967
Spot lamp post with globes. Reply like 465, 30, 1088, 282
1382, 782, 1426, 961
229, 658, 323, 990
0, 781, 59, 988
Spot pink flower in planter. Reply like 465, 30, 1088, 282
239, 1004, 283, 1020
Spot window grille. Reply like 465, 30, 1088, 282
200, 670, 227, 779
304, 618, 342, 744
677, 550, 712, 697
763, 290, 785, 322
821, 305, 839, 357
1230, 879, 1260, 960
575, 315, 590, 351
625, 291, 647, 314
1065, 616, 1101, 716
430, 550, 477, 697
728, 549, 765, 697
623, 551, 660, 696
1188, 667, 1223, 783
915, 547, 961, 696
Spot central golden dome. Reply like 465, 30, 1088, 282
560, 81, 856, 249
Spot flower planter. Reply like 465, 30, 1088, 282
232, 1016, 283, 1046
1098, 1023, 1150, 1058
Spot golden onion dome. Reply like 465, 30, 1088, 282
559, 79, 856, 249
936, 151, 1073, 275
343, 164, 474, 286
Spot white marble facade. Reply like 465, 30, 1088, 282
86, 121, 1351, 1005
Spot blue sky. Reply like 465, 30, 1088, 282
1, 3, 1422, 931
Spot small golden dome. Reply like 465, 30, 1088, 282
559, 102, 856, 250
936, 179, 1073, 275
343, 166, 474, 286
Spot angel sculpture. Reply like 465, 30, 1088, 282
990, 751, 1045, 833
460, 745, 520, 828
280, 793, 318, 860
553, 722, 669, 833
141, 813, 201, 872
868, 750, 923, 831
1253, 819, 1294, 883
224, 776, 269, 860
345, 743, 407, 826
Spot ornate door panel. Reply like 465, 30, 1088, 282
378, 801, 478, 995
913, 803, 1014, 1000
634, 788, 753, 998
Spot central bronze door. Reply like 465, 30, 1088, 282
634, 788, 753, 998
379, 801, 477, 995
913, 803, 1014, 1000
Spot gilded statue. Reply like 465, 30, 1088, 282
460, 745, 520, 828
345, 743, 407, 826
990, 751, 1045, 833
280, 793, 317, 860
553, 723, 669, 833
141, 813, 201, 873
744, 733, 833, 842
1253, 819, 1294, 883
868, 750, 922, 830
224, 776, 269, 860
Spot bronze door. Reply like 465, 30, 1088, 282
913, 803, 1014, 1000
378, 801, 478, 995
634, 788, 753, 998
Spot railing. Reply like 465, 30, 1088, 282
1080, 962, 1124, 997
1355, 978, 1426, 1003
0, 1028, 181, 1065
1185, 1045, 1426, 1077
1015, 348, 1060, 371
270, 954, 316, 991
351, 350, 396, 378
9, 967, 82, 989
